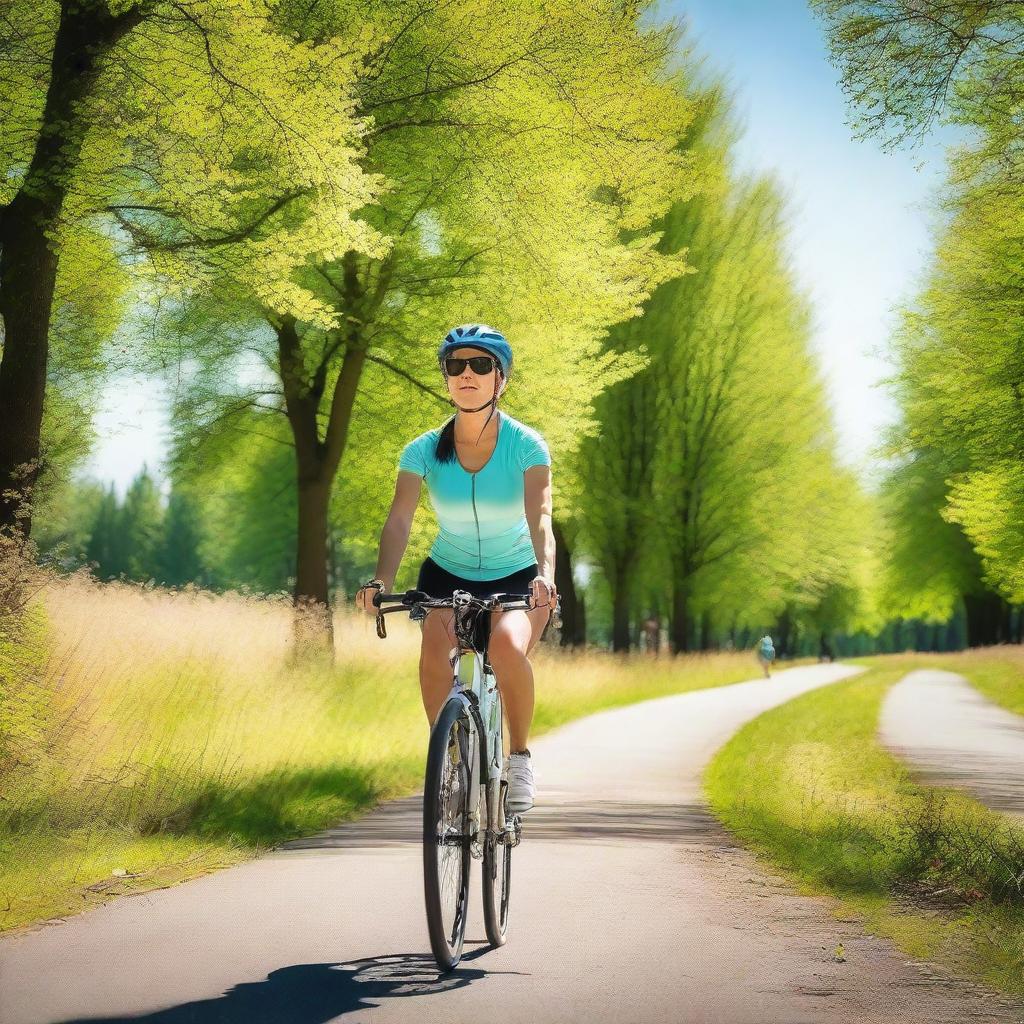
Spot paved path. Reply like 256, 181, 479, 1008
3, 663, 1022, 1024
880, 669, 1024, 820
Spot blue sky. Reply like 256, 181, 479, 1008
653, 0, 953, 472
84, 1, 954, 495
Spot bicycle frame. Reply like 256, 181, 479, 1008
373, 584, 556, 966
373, 584, 555, 848
444, 642, 507, 856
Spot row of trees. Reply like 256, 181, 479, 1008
45, 471, 205, 587
13, 2, 1017, 656
813, 0, 1024, 647
562, 90, 877, 651
36, 79, 886, 655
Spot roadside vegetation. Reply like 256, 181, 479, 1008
705, 655, 1024, 996
0, 574, 767, 933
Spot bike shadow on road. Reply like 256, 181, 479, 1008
53, 950, 523, 1024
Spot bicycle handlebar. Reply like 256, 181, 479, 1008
371, 588, 560, 639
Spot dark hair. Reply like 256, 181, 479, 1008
435, 415, 459, 464
434, 370, 505, 464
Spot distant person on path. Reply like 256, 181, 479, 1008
642, 614, 660, 656
355, 324, 555, 815
757, 634, 776, 678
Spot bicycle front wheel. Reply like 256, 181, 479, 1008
482, 780, 513, 946
423, 698, 473, 971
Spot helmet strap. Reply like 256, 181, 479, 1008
452, 398, 494, 414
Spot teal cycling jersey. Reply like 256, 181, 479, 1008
397, 410, 551, 580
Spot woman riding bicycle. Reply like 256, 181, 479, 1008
355, 324, 557, 815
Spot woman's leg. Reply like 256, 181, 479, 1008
487, 605, 551, 751
420, 608, 456, 726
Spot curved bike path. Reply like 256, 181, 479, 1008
2, 663, 1022, 1024
880, 668, 1024, 821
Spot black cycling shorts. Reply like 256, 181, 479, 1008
416, 556, 538, 600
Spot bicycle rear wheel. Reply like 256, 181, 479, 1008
423, 698, 473, 971
482, 780, 513, 946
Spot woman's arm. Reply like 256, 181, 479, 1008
368, 471, 422, 591
524, 464, 556, 586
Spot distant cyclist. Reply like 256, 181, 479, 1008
355, 324, 556, 814
757, 634, 776, 678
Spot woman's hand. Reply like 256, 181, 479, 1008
528, 575, 557, 611
355, 580, 384, 614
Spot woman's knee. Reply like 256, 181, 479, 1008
488, 617, 531, 666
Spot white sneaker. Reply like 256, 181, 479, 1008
506, 751, 535, 814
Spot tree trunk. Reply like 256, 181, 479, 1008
913, 620, 928, 652
773, 604, 794, 658
611, 566, 631, 652
294, 478, 334, 651
964, 591, 1003, 648
0, 1, 140, 537
551, 517, 585, 647
699, 608, 712, 651
278, 292, 369, 660
670, 578, 690, 654
1000, 599, 1013, 644
0, 192, 57, 535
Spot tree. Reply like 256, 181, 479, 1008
0, 0, 381, 538
574, 81, 868, 653
811, 0, 1024, 149
649, 174, 836, 654
816, 0, 1024, 636
85, 484, 126, 580
575, 86, 725, 653
120, 468, 163, 581
155, 484, 205, 587
143, 1, 699, 655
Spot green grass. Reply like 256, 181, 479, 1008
704, 654, 1024, 996
0, 576, 779, 933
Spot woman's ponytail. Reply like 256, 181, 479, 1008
435, 414, 458, 464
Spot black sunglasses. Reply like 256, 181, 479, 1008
444, 355, 496, 376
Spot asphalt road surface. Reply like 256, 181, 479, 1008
880, 668, 1024, 821
3, 663, 1022, 1024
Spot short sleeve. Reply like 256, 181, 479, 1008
398, 435, 428, 477
517, 428, 551, 472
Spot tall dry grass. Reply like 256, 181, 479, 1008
0, 573, 769, 931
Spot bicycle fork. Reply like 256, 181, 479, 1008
449, 647, 505, 858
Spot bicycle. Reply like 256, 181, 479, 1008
372, 586, 560, 971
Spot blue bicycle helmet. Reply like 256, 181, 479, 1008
437, 324, 513, 379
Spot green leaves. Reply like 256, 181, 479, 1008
818, 0, 1024, 624
572, 85, 872, 649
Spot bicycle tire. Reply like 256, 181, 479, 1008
423, 697, 473, 971
482, 780, 512, 946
